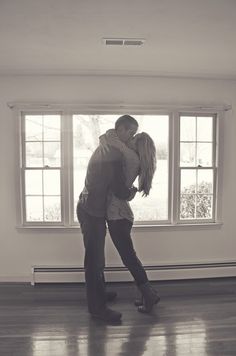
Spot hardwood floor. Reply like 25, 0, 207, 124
0, 278, 236, 355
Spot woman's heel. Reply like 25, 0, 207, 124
134, 295, 144, 307
137, 282, 160, 313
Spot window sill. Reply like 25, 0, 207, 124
132, 222, 223, 231
16, 222, 223, 232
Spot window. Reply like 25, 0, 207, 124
22, 114, 62, 223
73, 114, 169, 223
17, 107, 222, 227
178, 115, 216, 222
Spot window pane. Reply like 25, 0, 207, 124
197, 117, 213, 142
43, 115, 61, 141
180, 116, 196, 141
180, 143, 196, 167
73, 164, 86, 208
197, 143, 212, 166
25, 115, 42, 141
196, 194, 213, 219
130, 115, 168, 221
43, 170, 60, 195
179, 114, 215, 222
44, 142, 61, 167
197, 169, 213, 194
26, 196, 43, 221
25, 142, 43, 167
23, 114, 61, 224
180, 194, 196, 219
73, 114, 169, 222
73, 114, 103, 152
25, 170, 42, 195
130, 160, 168, 220
44, 196, 61, 221
181, 169, 196, 194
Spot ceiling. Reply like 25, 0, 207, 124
0, 0, 236, 78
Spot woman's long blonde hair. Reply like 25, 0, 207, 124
135, 132, 157, 196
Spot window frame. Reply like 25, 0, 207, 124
14, 104, 225, 229
70, 111, 172, 226
19, 111, 64, 227
176, 112, 218, 224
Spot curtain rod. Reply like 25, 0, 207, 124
7, 102, 232, 112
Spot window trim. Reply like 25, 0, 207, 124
12, 103, 226, 229
176, 112, 220, 224
20, 111, 64, 226
70, 111, 171, 226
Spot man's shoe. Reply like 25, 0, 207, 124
91, 308, 122, 323
106, 291, 117, 302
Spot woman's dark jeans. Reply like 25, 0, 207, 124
77, 203, 107, 314
107, 219, 148, 286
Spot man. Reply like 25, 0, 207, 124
77, 115, 138, 323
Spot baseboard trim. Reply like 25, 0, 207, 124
31, 261, 236, 285
0, 275, 31, 283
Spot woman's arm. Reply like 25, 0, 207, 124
99, 129, 130, 155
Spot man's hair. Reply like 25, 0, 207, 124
115, 115, 138, 130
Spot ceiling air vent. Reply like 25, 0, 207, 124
103, 38, 145, 46
124, 39, 144, 46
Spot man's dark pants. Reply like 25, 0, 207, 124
77, 202, 107, 314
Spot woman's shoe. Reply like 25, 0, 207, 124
134, 296, 143, 307
137, 282, 160, 313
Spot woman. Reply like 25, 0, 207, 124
99, 129, 160, 313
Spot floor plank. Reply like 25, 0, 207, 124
0, 278, 236, 355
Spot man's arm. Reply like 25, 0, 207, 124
110, 160, 137, 200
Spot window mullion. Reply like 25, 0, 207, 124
213, 113, 223, 222
19, 111, 26, 225
68, 113, 74, 225
61, 112, 73, 226
69, 114, 77, 225
172, 111, 180, 224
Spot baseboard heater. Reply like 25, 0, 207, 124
31, 261, 236, 285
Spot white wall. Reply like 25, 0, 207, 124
0, 75, 236, 282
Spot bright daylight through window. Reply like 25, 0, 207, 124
20, 110, 220, 227
179, 115, 215, 221
73, 115, 169, 222
23, 114, 61, 222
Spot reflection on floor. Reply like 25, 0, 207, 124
0, 278, 236, 355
